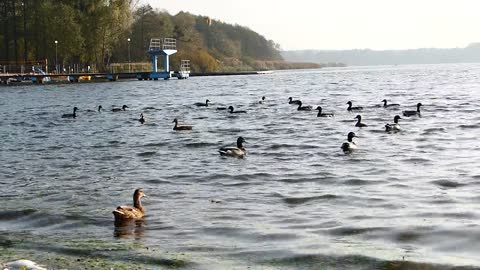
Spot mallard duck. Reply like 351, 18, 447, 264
228, 106, 247, 114
297, 101, 313, 111
354, 115, 367, 127
139, 113, 145, 124
288, 97, 302, 105
316, 106, 334, 117
341, 132, 358, 153
382, 99, 400, 107
61, 107, 78, 118
385, 115, 402, 132
219, 137, 247, 158
347, 101, 363, 111
112, 105, 128, 112
403, 103, 422, 117
173, 118, 193, 130
194, 99, 210, 107
113, 188, 147, 225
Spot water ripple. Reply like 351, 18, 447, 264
2, 64, 480, 268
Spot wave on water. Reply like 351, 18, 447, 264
282, 194, 340, 205
137, 151, 157, 157
10, 121, 36, 127
422, 128, 446, 135
343, 179, 376, 186
0, 209, 37, 221
431, 179, 466, 189
184, 142, 217, 148
327, 226, 388, 236
258, 253, 480, 270
459, 124, 480, 129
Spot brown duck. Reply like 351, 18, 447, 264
173, 118, 193, 130
113, 189, 146, 224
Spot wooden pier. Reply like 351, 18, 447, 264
0, 72, 127, 84
0, 71, 272, 85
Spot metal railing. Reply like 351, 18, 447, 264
148, 38, 177, 51
109, 62, 152, 73
163, 38, 176, 50
148, 39, 162, 51
180, 60, 190, 72
0, 63, 96, 75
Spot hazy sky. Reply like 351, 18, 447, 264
147, 0, 480, 51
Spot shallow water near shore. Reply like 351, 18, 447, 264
1, 64, 480, 269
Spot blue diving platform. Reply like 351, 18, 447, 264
137, 38, 177, 80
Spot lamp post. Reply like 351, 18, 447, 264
22, 2, 27, 65
54, 40, 58, 73
127, 38, 131, 72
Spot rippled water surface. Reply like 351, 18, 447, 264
1, 64, 480, 269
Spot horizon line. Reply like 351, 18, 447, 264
282, 43, 480, 52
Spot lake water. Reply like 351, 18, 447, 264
1, 64, 480, 269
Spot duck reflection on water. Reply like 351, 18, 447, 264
113, 219, 146, 239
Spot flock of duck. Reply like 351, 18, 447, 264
60, 96, 423, 225
344, 100, 422, 152
283, 97, 423, 152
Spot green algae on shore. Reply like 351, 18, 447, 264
0, 232, 192, 270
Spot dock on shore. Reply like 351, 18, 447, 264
0, 71, 273, 85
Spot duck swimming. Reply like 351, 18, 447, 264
61, 107, 78, 118
112, 105, 128, 112
195, 99, 210, 107
113, 188, 146, 225
341, 132, 358, 153
316, 106, 334, 117
382, 99, 400, 108
297, 101, 313, 111
385, 115, 402, 132
288, 97, 302, 105
228, 106, 247, 114
219, 137, 246, 158
173, 118, 193, 130
347, 101, 363, 111
403, 102, 422, 117
259, 96, 266, 104
354, 115, 367, 127
139, 113, 145, 124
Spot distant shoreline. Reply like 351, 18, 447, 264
282, 43, 480, 66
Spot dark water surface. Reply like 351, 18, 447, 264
1, 64, 480, 269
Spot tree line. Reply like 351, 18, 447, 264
0, 1, 284, 73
